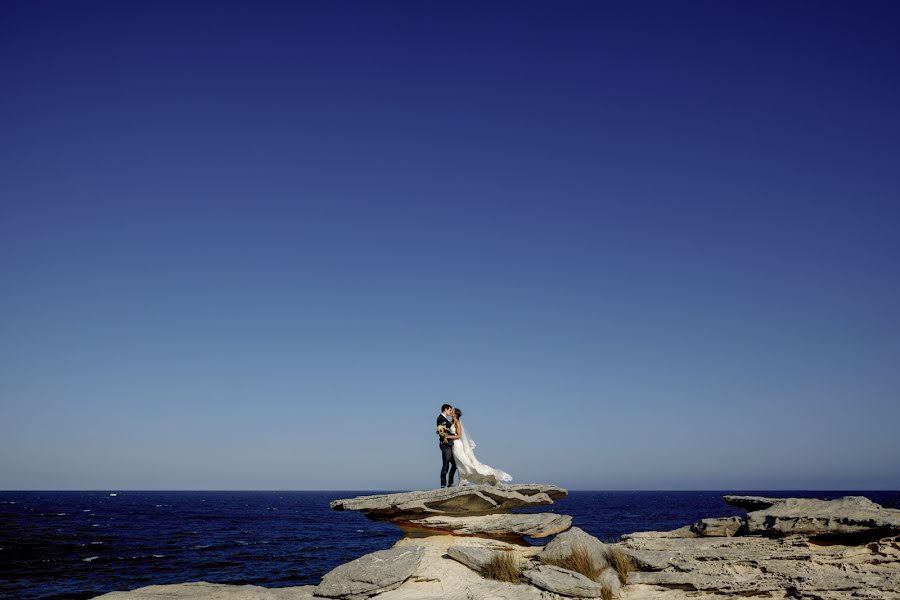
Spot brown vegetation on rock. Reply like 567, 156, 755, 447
483, 550, 522, 584
605, 545, 634, 585
542, 544, 603, 581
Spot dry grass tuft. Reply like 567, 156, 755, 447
542, 544, 603, 581
483, 550, 522, 584
600, 587, 614, 600
604, 545, 634, 585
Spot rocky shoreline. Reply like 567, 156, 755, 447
94, 486, 900, 599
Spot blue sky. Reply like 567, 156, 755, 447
1, 1, 898, 490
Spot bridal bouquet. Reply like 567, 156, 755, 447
436, 423, 452, 444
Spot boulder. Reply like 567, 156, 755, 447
745, 496, 900, 537
523, 565, 606, 598
447, 545, 502, 573
330, 485, 567, 519
690, 516, 747, 537
314, 546, 423, 599
541, 526, 608, 571
408, 513, 572, 538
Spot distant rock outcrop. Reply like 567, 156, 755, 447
745, 495, 900, 537
621, 495, 900, 599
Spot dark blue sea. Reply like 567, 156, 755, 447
2, 490, 898, 600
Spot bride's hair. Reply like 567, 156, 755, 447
454, 408, 463, 418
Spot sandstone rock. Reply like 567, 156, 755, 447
377, 535, 545, 600
621, 527, 900, 599
92, 582, 315, 599
690, 516, 746, 537
446, 544, 498, 573
408, 513, 572, 538
523, 564, 606, 597
621, 525, 695, 540
746, 496, 900, 538
621, 548, 675, 571
723, 495, 783, 510
541, 526, 609, 572
330, 485, 567, 519
314, 546, 423, 599
446, 543, 531, 575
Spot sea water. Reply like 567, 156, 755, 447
2, 490, 898, 600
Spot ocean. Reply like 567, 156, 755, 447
2, 490, 898, 600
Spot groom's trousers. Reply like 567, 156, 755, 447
440, 443, 457, 487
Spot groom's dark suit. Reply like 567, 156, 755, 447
437, 414, 457, 487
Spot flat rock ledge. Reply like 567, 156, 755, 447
330, 484, 567, 519
314, 546, 424, 600
407, 512, 572, 538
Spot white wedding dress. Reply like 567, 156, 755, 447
451, 421, 512, 485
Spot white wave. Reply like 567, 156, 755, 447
83, 556, 99, 562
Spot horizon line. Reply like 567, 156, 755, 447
3, 487, 898, 493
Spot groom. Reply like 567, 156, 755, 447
437, 404, 457, 488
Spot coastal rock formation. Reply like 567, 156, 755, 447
623, 532, 900, 598
314, 546, 424, 600
93, 490, 900, 600
408, 512, 572, 537
329, 484, 566, 519
746, 495, 900, 537
620, 496, 900, 599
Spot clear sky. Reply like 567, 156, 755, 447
2, 1, 898, 491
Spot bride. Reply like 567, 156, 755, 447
445, 408, 512, 485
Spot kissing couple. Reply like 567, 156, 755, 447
436, 404, 512, 488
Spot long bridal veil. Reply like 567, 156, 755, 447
454, 423, 512, 485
